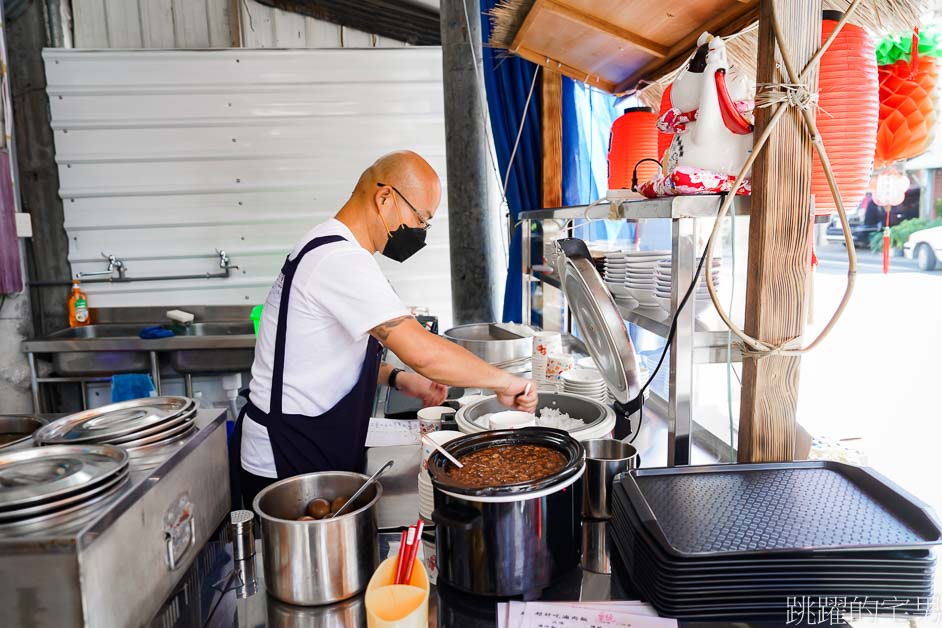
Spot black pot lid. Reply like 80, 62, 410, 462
554, 238, 641, 404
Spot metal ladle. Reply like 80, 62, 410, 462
330, 459, 394, 518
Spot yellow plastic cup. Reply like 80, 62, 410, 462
365, 554, 430, 628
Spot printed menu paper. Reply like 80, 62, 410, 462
364, 418, 421, 447
498, 601, 675, 628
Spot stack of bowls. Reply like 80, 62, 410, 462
603, 251, 671, 309
652, 258, 721, 314
34, 397, 198, 458
561, 368, 608, 403
419, 431, 463, 520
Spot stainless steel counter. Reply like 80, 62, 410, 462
211, 524, 620, 628
199, 442, 859, 628
0, 410, 232, 628
22, 330, 256, 353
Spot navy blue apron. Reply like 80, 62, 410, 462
230, 235, 382, 499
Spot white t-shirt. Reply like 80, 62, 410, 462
241, 219, 409, 477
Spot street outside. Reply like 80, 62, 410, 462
799, 242, 942, 525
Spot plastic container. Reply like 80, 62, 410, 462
250, 305, 264, 337
68, 281, 91, 328
365, 555, 430, 627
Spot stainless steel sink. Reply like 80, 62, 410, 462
48, 324, 153, 339
48, 324, 157, 376
169, 322, 255, 374
31, 322, 255, 377
177, 322, 254, 337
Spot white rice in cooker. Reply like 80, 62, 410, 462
477, 407, 585, 432
535, 407, 584, 431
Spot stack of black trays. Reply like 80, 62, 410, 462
609, 461, 941, 621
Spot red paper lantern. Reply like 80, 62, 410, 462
607, 107, 659, 190
811, 11, 879, 216
874, 54, 939, 168
657, 85, 673, 160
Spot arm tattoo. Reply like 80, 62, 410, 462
371, 315, 411, 342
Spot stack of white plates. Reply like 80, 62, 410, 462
652, 258, 721, 314
418, 470, 434, 521
603, 250, 671, 308
561, 368, 608, 403
34, 397, 198, 458
418, 430, 463, 521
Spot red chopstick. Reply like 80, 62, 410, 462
394, 529, 408, 584
401, 520, 424, 584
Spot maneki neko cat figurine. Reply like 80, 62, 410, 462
640, 32, 756, 197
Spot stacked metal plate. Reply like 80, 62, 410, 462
610, 462, 941, 621
34, 397, 198, 458
0, 444, 129, 533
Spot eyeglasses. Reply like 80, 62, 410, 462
377, 182, 432, 231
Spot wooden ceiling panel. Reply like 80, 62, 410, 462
512, 5, 654, 92
562, 0, 752, 47
506, 0, 759, 93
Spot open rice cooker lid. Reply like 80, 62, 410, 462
427, 428, 585, 500
554, 238, 641, 404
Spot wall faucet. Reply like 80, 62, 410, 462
78, 253, 127, 280
217, 249, 239, 271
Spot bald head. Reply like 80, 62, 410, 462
354, 151, 441, 218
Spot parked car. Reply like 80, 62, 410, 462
825, 188, 921, 248
904, 225, 942, 271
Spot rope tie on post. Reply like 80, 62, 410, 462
699, 0, 863, 361
754, 82, 820, 111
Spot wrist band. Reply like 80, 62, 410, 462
389, 368, 404, 391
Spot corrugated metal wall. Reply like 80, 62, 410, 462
71, 0, 408, 49
43, 48, 453, 326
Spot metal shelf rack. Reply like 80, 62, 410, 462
520, 194, 750, 466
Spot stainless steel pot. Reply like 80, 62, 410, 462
443, 323, 532, 366
582, 439, 640, 519
428, 428, 585, 597
253, 472, 381, 606
0, 415, 47, 451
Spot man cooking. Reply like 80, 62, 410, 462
236, 150, 538, 507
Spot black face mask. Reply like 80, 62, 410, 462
382, 224, 427, 262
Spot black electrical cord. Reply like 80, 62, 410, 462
631, 158, 662, 192
627, 234, 715, 444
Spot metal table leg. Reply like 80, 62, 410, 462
80, 382, 88, 410
27, 353, 41, 414
185, 374, 193, 398
668, 217, 696, 466
149, 352, 161, 395
522, 217, 531, 325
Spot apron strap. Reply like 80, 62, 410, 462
269, 235, 346, 417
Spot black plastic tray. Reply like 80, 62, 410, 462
620, 461, 942, 558
611, 484, 936, 574
607, 550, 932, 622
616, 517, 933, 588
609, 516, 932, 598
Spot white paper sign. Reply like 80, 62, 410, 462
364, 418, 421, 447
498, 602, 672, 628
